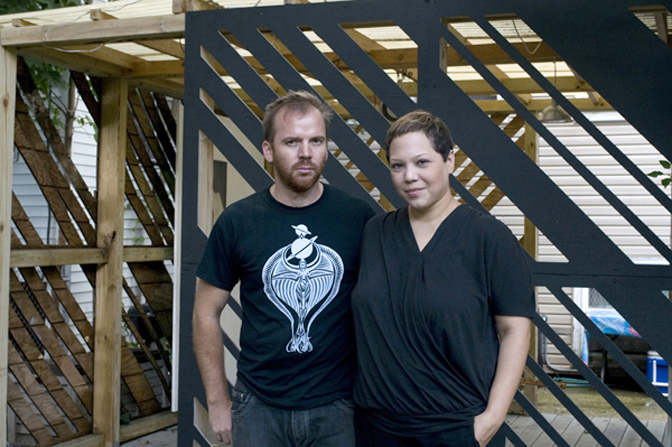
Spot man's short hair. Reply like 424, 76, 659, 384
385, 110, 454, 161
263, 90, 334, 144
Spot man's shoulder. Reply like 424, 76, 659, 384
322, 184, 377, 217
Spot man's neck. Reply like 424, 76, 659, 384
270, 182, 324, 208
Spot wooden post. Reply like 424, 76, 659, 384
0, 45, 18, 447
93, 78, 128, 447
172, 101, 184, 410
198, 87, 215, 235
522, 122, 539, 407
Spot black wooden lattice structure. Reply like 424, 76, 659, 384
179, 1, 672, 446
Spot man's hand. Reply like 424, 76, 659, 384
209, 399, 233, 445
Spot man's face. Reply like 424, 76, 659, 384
262, 107, 328, 194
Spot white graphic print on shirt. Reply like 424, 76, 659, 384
262, 225, 344, 353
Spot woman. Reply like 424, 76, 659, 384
352, 110, 535, 447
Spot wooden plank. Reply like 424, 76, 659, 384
646, 420, 666, 443
575, 416, 610, 447
123, 247, 173, 263
1, 45, 17, 447
139, 90, 176, 172
6, 380, 53, 446
128, 92, 176, 195
531, 414, 572, 447
8, 344, 89, 438
10, 248, 107, 268
0, 14, 186, 47
522, 122, 539, 410
93, 77, 128, 447
54, 433, 104, 447
560, 416, 589, 447
603, 418, 627, 446
119, 410, 177, 443
620, 423, 643, 447
10, 271, 94, 413
154, 94, 178, 144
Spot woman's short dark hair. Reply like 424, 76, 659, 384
385, 110, 454, 161
263, 90, 334, 144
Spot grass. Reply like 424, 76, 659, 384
535, 382, 670, 421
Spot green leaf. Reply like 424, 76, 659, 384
648, 171, 663, 178
662, 178, 671, 188
660, 160, 671, 170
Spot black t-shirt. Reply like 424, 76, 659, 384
352, 205, 535, 435
196, 184, 376, 409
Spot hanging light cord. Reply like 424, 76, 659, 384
512, 20, 543, 55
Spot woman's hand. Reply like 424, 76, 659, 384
473, 410, 502, 447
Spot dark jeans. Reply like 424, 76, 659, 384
231, 381, 355, 447
354, 405, 506, 447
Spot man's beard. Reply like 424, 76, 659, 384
275, 160, 325, 193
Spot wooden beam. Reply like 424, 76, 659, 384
119, 410, 177, 443
53, 434, 104, 447
89, 9, 186, 60
0, 14, 185, 47
522, 122, 539, 410
0, 44, 18, 447
10, 247, 107, 267
8, 246, 172, 267
17, 47, 127, 77
171, 101, 184, 409
93, 77, 128, 447
123, 246, 174, 263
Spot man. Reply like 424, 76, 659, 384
193, 90, 376, 446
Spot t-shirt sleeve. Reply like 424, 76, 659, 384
484, 218, 536, 318
195, 214, 238, 292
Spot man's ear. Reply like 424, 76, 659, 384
262, 141, 273, 163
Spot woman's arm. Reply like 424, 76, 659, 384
474, 315, 531, 446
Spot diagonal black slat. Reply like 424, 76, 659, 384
207, 29, 279, 112
196, 100, 274, 192
222, 330, 240, 361
534, 314, 663, 447
231, 25, 401, 208
261, 24, 400, 204
196, 56, 264, 150
548, 285, 672, 417
514, 1, 672, 162
525, 355, 616, 447
270, 23, 392, 148
513, 388, 572, 447
449, 176, 490, 216
439, 21, 672, 265
502, 422, 527, 447
204, 29, 384, 209
474, 16, 672, 231
404, 15, 672, 362
309, 21, 418, 120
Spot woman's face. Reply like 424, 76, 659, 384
388, 131, 455, 214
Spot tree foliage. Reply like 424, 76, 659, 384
0, 0, 85, 15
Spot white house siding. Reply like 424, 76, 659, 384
489, 112, 670, 371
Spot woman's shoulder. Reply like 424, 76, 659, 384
458, 206, 515, 239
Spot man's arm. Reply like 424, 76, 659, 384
474, 315, 531, 447
193, 278, 233, 445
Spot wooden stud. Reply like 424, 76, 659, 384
10, 247, 106, 267
198, 85, 215, 235
521, 122, 539, 408
0, 14, 186, 48
172, 100, 184, 410
0, 44, 18, 447
93, 77, 128, 447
